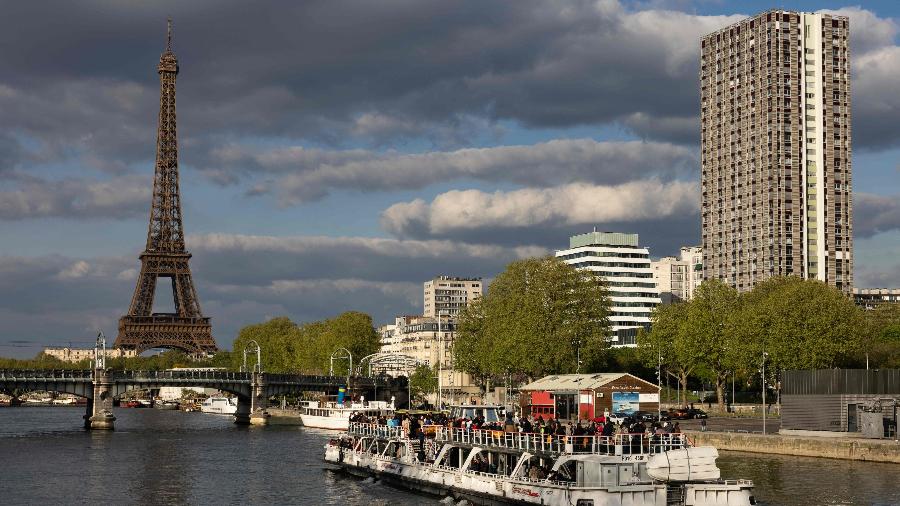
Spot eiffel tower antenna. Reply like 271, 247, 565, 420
115, 20, 216, 356
166, 18, 172, 52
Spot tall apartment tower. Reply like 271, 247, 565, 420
700, 10, 853, 293
423, 276, 482, 317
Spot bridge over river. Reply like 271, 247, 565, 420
0, 368, 390, 429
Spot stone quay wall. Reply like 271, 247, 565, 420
688, 431, 900, 463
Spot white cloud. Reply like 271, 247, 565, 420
381, 179, 699, 236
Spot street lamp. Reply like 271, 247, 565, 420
761, 351, 769, 435
437, 310, 449, 410
656, 349, 662, 422
242, 340, 262, 373
330, 347, 353, 382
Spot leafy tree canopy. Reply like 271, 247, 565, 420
454, 256, 611, 380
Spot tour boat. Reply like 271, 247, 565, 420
200, 396, 238, 415
299, 400, 394, 430
324, 423, 755, 506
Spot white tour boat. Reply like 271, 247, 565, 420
324, 422, 755, 506
299, 400, 394, 430
200, 396, 238, 415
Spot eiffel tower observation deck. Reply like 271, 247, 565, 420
116, 20, 217, 355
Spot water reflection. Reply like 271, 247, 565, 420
1, 408, 898, 506
717, 450, 900, 506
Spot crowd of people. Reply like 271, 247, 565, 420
348, 410, 682, 442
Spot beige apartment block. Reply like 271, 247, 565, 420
700, 10, 852, 293
423, 276, 482, 317
379, 315, 479, 402
652, 246, 704, 303
43, 347, 137, 363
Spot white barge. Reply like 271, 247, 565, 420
324, 423, 755, 505
299, 400, 393, 430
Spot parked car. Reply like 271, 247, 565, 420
658, 410, 672, 421
668, 408, 692, 420
607, 412, 629, 424
631, 411, 658, 422
686, 408, 708, 419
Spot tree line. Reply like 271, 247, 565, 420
639, 277, 900, 410
230, 311, 381, 374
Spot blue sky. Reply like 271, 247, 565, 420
1, 1, 898, 356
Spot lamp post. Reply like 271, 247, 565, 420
761, 351, 769, 435
437, 310, 447, 410
656, 349, 662, 421
242, 340, 262, 373
330, 347, 353, 382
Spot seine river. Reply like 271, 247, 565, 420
1, 407, 898, 505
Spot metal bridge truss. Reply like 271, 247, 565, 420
357, 353, 423, 377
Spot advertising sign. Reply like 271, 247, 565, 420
611, 391, 639, 414
639, 393, 660, 403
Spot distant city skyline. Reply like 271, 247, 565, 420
1, 1, 899, 357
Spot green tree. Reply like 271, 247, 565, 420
454, 256, 611, 379
735, 277, 861, 373
232, 317, 302, 373
858, 302, 900, 368
408, 364, 438, 403
686, 279, 741, 410
639, 302, 699, 406
315, 311, 381, 374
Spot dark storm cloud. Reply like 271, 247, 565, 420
0, 1, 742, 173
855, 192, 900, 238
0, 235, 549, 355
212, 139, 697, 204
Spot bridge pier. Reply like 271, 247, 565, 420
233, 373, 270, 425
249, 372, 269, 425
87, 369, 116, 430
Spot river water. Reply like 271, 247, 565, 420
1, 407, 898, 505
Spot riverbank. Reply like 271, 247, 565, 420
688, 430, 900, 463
266, 407, 304, 425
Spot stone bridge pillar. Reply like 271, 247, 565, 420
249, 372, 270, 426
86, 368, 116, 430
234, 372, 269, 426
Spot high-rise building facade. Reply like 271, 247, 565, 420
651, 246, 704, 304
700, 10, 852, 293
557, 232, 660, 347
423, 276, 482, 317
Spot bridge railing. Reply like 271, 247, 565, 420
0, 369, 93, 381
113, 370, 251, 382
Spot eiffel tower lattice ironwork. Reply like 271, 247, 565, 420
116, 20, 217, 355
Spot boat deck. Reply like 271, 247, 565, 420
347, 423, 689, 457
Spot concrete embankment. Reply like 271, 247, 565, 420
688, 430, 900, 463
266, 408, 304, 425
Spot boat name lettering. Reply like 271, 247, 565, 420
512, 486, 540, 498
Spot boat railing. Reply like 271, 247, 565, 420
346, 423, 688, 456
348, 422, 405, 439
433, 426, 688, 455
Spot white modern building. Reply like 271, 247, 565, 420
557, 231, 661, 347
424, 276, 482, 317
651, 246, 703, 304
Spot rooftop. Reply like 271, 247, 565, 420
568, 231, 639, 249
520, 372, 653, 391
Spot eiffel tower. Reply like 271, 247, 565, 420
116, 20, 217, 355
